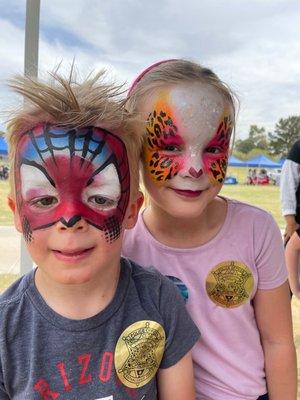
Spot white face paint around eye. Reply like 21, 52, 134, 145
20, 164, 58, 201
82, 163, 121, 205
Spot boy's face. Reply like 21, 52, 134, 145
11, 124, 141, 284
140, 83, 233, 218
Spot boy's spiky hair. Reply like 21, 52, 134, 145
6, 67, 142, 198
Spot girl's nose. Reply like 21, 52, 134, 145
182, 150, 203, 178
188, 167, 203, 178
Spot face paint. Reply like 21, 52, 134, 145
202, 113, 233, 185
15, 124, 130, 243
142, 85, 233, 186
143, 93, 183, 184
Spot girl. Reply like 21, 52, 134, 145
123, 59, 297, 400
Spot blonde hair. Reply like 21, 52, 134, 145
126, 59, 238, 142
6, 67, 143, 199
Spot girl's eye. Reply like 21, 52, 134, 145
162, 144, 181, 152
88, 195, 117, 209
205, 146, 222, 155
31, 196, 58, 208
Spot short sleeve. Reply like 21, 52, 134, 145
254, 212, 287, 289
158, 275, 200, 369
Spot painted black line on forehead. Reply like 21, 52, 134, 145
20, 159, 56, 188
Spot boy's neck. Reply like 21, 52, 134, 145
143, 196, 227, 248
34, 262, 121, 320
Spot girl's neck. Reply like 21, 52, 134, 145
143, 196, 228, 248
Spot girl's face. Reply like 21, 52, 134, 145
140, 82, 233, 218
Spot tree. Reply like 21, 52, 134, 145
269, 116, 300, 157
234, 125, 268, 154
234, 137, 254, 154
248, 125, 268, 150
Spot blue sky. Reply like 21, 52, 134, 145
1, 0, 300, 139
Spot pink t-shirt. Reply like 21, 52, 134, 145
122, 198, 287, 400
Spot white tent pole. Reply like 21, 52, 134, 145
20, 0, 41, 274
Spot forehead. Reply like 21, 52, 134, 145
142, 82, 230, 143
16, 125, 125, 167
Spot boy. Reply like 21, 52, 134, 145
0, 69, 199, 400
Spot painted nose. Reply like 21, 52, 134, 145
188, 167, 203, 178
60, 215, 82, 227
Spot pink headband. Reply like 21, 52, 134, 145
128, 59, 179, 97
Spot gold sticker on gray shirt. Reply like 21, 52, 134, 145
115, 320, 166, 388
206, 261, 254, 308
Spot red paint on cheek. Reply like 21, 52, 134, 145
202, 115, 232, 184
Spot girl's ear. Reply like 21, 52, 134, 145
8, 197, 22, 233
123, 191, 144, 230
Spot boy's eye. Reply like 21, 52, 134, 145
31, 196, 58, 208
205, 146, 222, 155
88, 195, 117, 209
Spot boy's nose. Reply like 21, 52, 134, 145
57, 215, 88, 231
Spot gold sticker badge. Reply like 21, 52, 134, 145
115, 320, 166, 388
206, 261, 254, 308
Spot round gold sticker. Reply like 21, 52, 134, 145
206, 261, 254, 308
115, 320, 166, 388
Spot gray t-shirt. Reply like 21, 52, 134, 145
0, 258, 199, 400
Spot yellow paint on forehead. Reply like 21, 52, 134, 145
151, 90, 175, 119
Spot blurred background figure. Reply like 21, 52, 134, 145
280, 139, 300, 244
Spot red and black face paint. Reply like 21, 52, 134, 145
15, 124, 130, 243
203, 114, 233, 185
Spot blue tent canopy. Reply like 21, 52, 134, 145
246, 154, 281, 168
228, 155, 246, 167
0, 137, 8, 156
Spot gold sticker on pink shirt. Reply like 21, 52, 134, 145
206, 261, 254, 308
115, 320, 165, 388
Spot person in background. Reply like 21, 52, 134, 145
285, 228, 300, 298
280, 139, 300, 244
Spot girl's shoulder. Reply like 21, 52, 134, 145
224, 197, 278, 234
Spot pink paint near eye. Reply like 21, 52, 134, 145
24, 188, 53, 201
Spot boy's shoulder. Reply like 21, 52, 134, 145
124, 257, 186, 307
126, 258, 177, 293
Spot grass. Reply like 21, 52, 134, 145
0, 274, 19, 293
0, 180, 13, 225
221, 167, 284, 229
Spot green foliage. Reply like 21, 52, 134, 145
234, 125, 268, 154
269, 116, 300, 157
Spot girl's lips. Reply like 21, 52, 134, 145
171, 188, 203, 198
52, 248, 94, 262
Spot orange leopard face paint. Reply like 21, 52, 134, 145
143, 94, 184, 183
142, 87, 233, 187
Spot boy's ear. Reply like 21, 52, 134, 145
8, 197, 22, 233
123, 190, 144, 230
